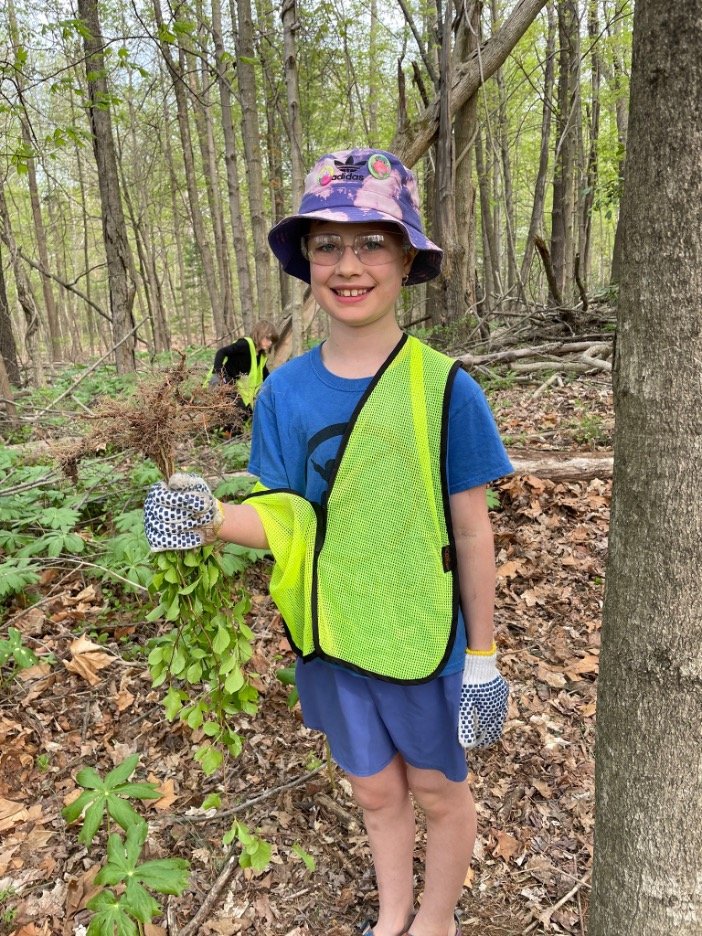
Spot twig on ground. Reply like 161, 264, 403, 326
522, 870, 592, 934
154, 764, 326, 827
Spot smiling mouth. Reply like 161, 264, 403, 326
333, 287, 372, 297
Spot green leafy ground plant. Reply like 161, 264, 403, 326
62, 754, 190, 934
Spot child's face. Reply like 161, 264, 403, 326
306, 220, 415, 331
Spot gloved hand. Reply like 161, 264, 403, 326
143, 472, 225, 552
458, 645, 509, 749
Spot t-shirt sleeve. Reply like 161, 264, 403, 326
446, 369, 513, 494
248, 382, 291, 489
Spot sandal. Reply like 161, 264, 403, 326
405, 911, 461, 936
359, 913, 416, 936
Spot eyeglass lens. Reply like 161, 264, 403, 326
303, 232, 404, 266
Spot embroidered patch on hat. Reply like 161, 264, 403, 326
318, 163, 335, 186
368, 153, 392, 180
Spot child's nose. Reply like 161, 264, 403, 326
336, 243, 365, 275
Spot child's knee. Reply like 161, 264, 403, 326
408, 771, 472, 817
348, 761, 409, 812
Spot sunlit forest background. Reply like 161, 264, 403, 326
0, 0, 631, 385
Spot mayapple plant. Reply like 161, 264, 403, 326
62, 754, 190, 934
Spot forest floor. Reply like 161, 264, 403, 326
0, 372, 613, 936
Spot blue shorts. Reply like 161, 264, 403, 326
295, 658, 468, 783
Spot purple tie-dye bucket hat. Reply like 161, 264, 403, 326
268, 148, 443, 286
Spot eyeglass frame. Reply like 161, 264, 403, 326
300, 230, 412, 267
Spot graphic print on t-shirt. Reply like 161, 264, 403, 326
305, 421, 348, 500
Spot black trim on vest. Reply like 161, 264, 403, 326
312, 333, 408, 660
320, 333, 408, 509
441, 362, 463, 646
310, 336, 461, 684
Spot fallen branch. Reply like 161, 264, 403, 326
154, 764, 326, 827
458, 340, 612, 367
508, 449, 612, 480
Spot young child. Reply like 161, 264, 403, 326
145, 148, 512, 936
210, 319, 279, 428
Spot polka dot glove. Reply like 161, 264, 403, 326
143, 472, 225, 552
458, 647, 509, 750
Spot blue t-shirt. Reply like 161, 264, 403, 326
249, 341, 512, 675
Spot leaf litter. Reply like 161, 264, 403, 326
0, 376, 612, 935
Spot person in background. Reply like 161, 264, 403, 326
145, 149, 512, 936
210, 319, 279, 427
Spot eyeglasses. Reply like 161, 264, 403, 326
301, 231, 408, 267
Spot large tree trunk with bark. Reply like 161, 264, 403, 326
590, 0, 702, 932
77, 0, 136, 373
212, 0, 253, 334
234, 0, 272, 321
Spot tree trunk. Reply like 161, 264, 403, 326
590, 1, 702, 932
234, 0, 272, 320
7, 0, 62, 362
491, 0, 521, 300
520, 0, 556, 289
77, 0, 136, 373
260, 50, 286, 323
70, 89, 97, 358
160, 85, 193, 346
213, 0, 253, 335
190, 4, 235, 332
282, 0, 305, 357
0, 182, 44, 387
475, 125, 501, 316
0, 240, 21, 386
550, 0, 579, 305
608, 9, 630, 286
0, 350, 17, 424
368, 0, 379, 144
153, 0, 224, 340
578, 0, 601, 290
453, 1, 480, 320
429, 0, 463, 324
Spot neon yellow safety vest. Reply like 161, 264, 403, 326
236, 337, 267, 406
244, 334, 461, 683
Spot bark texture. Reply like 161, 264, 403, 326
590, 0, 702, 932
77, 0, 136, 373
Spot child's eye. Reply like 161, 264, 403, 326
359, 235, 386, 252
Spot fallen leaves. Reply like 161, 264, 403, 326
63, 635, 115, 685
0, 377, 613, 935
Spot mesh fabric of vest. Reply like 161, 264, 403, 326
246, 336, 458, 683
236, 337, 267, 406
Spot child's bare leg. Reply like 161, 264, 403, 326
348, 755, 415, 936
405, 766, 476, 936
